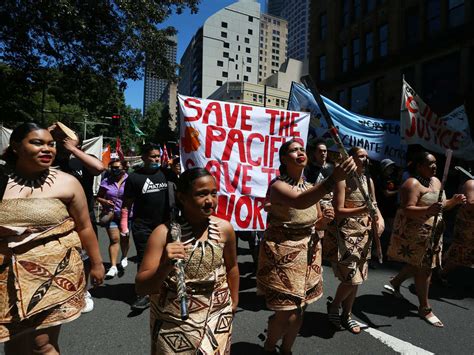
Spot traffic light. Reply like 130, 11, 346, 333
111, 114, 121, 127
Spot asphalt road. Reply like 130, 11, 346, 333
3, 227, 473, 354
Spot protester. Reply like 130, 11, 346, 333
0, 122, 104, 354
440, 178, 474, 282
96, 159, 131, 278
257, 139, 356, 354
326, 146, 384, 334
304, 138, 334, 185
385, 151, 465, 327
50, 122, 105, 313
135, 167, 239, 354
121, 143, 175, 310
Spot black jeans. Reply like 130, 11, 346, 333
131, 222, 155, 270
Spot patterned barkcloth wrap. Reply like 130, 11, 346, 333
444, 206, 474, 267
324, 177, 372, 285
387, 191, 445, 268
257, 179, 323, 311
150, 218, 233, 355
0, 198, 85, 343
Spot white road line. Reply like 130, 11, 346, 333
364, 327, 434, 355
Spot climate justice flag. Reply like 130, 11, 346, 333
401, 80, 474, 159
178, 94, 310, 231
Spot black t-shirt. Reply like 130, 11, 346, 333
124, 167, 170, 229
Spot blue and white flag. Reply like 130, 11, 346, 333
288, 82, 406, 165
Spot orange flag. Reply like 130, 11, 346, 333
102, 144, 111, 167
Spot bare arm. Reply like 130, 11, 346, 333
66, 176, 104, 285
271, 157, 357, 209
135, 224, 175, 295
401, 178, 441, 218
96, 186, 114, 208
63, 138, 105, 176
222, 221, 239, 313
315, 202, 334, 230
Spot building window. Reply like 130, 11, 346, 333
405, 7, 419, 47
342, 0, 350, 27
221, 22, 228, 28
245, 37, 250, 44
237, 74, 240, 80
378, 24, 388, 57
320, 13, 327, 40
342, 45, 349, 72
216, 80, 223, 86
236, 35, 239, 41
253, 93, 257, 101
350, 82, 370, 114
426, 0, 441, 35
319, 55, 326, 81
248, 29, 253, 35
244, 75, 249, 82
276, 98, 280, 106
246, 47, 251, 53
223, 42, 229, 48
281, 100, 285, 107
338, 89, 347, 106
221, 31, 227, 38
366, 0, 376, 12
365, 32, 373, 63
222, 72, 228, 77
258, 95, 263, 103
353, 0, 361, 19
246, 67, 251, 73
352, 38, 360, 68
448, 0, 465, 28
247, 57, 252, 63
248, 16, 253, 22
217, 60, 224, 67
223, 52, 229, 58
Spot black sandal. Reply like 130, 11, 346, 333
326, 297, 342, 330
341, 313, 361, 334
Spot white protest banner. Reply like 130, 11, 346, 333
401, 80, 474, 159
178, 95, 310, 231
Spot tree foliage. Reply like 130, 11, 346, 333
142, 101, 176, 144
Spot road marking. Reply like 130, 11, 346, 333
364, 327, 434, 355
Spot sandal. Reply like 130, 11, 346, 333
419, 307, 444, 328
383, 283, 404, 299
326, 297, 342, 330
341, 313, 361, 334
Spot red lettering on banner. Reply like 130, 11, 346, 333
279, 111, 291, 136
223, 162, 241, 193
246, 133, 263, 166
262, 167, 279, 185
184, 159, 196, 169
235, 196, 252, 228
266, 109, 279, 135
241, 165, 253, 195
405, 96, 418, 113
202, 102, 222, 125
269, 136, 284, 166
205, 125, 226, 158
289, 112, 301, 137
252, 197, 265, 229
405, 114, 416, 137
224, 104, 239, 128
216, 195, 235, 221
222, 129, 246, 162
205, 160, 221, 190
184, 98, 202, 121
240, 105, 253, 130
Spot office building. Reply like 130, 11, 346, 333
279, 0, 311, 61
267, 0, 285, 17
259, 13, 288, 83
179, 0, 261, 99
310, 0, 474, 119
143, 35, 177, 115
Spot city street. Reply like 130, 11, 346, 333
50, 228, 474, 354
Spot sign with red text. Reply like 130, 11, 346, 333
178, 95, 310, 230
401, 80, 474, 159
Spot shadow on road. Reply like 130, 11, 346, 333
299, 311, 337, 339
91, 282, 136, 306
352, 293, 418, 328
231, 342, 263, 354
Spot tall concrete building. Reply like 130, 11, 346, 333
267, 0, 284, 17
279, 0, 311, 61
179, 0, 261, 99
258, 13, 288, 83
143, 35, 177, 115
310, 0, 474, 120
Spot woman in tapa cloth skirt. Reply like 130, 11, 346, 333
325, 147, 384, 334
0, 122, 104, 354
257, 139, 356, 355
385, 151, 465, 327
441, 179, 474, 278
135, 168, 239, 354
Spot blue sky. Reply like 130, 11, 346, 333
124, 0, 266, 111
